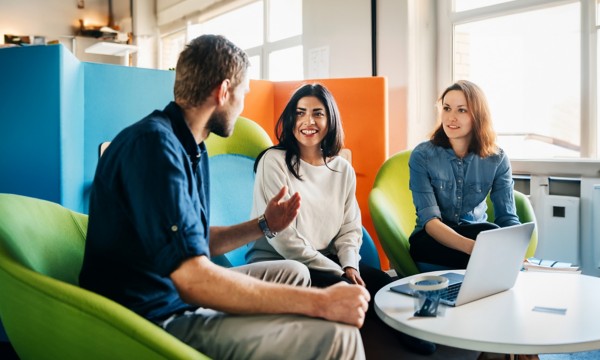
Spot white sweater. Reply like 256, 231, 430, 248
247, 148, 362, 276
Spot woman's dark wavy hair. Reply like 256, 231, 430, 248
254, 83, 344, 180
431, 80, 498, 157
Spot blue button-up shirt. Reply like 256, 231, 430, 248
80, 102, 210, 322
409, 141, 520, 234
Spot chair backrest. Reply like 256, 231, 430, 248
369, 149, 538, 277
0, 193, 88, 285
369, 150, 419, 276
486, 190, 538, 258
371, 150, 416, 236
0, 193, 206, 360
205, 116, 274, 159
360, 227, 381, 270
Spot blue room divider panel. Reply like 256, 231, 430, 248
60, 46, 85, 212
83, 63, 175, 212
0, 45, 84, 210
0, 45, 175, 213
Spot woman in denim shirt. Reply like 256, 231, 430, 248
409, 80, 520, 269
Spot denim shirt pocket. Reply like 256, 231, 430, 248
431, 178, 454, 206
464, 182, 490, 210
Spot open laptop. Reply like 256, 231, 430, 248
391, 222, 535, 307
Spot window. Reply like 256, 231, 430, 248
268, 45, 304, 81
160, 30, 186, 70
160, 0, 303, 81
190, 2, 263, 50
441, 0, 596, 159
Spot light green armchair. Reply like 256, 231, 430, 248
0, 193, 208, 360
368, 150, 538, 277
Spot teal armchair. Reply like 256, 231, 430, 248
369, 150, 538, 277
0, 193, 207, 360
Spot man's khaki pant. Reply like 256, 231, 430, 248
161, 260, 365, 360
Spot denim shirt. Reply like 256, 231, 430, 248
409, 141, 520, 234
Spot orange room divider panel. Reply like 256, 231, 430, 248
242, 77, 390, 270
239, 80, 276, 138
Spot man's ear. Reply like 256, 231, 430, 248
216, 79, 231, 106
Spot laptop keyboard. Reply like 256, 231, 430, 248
441, 282, 462, 302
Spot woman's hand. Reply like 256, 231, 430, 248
343, 267, 365, 287
263, 186, 301, 233
425, 218, 476, 254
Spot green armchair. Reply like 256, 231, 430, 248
0, 193, 207, 360
368, 149, 538, 278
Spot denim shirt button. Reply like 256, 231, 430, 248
171, 225, 178, 232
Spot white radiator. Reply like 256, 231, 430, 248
535, 193, 580, 264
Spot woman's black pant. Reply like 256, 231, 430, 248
409, 222, 500, 269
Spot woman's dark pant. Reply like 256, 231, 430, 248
308, 256, 435, 356
308, 255, 393, 324
409, 222, 500, 269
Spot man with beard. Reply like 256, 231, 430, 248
79, 35, 369, 360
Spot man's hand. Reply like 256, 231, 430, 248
344, 267, 365, 287
318, 282, 370, 328
263, 186, 301, 233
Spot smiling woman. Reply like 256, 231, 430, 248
245, 83, 438, 356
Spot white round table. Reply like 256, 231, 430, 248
375, 270, 600, 354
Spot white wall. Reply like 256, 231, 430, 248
407, 0, 437, 149
377, 0, 409, 155
302, 0, 372, 79
132, 0, 159, 69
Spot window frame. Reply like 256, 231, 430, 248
159, 28, 187, 70
159, 0, 303, 81
438, 0, 598, 158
